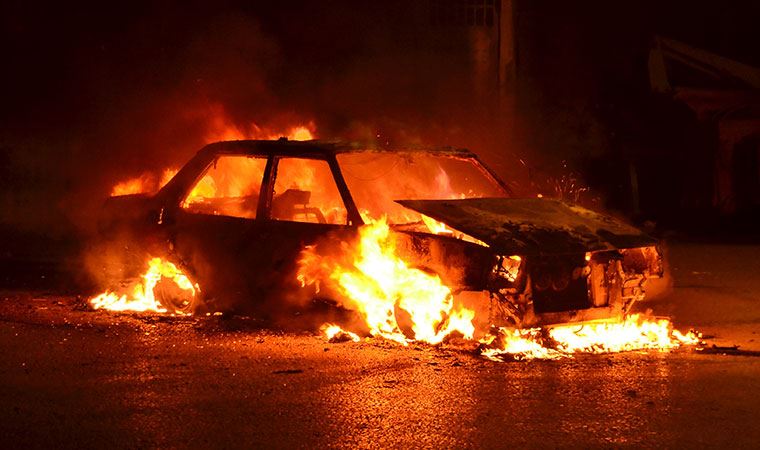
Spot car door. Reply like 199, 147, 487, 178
166, 153, 272, 309
252, 155, 360, 302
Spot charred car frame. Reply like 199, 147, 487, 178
97, 139, 662, 328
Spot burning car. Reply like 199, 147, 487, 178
94, 139, 662, 332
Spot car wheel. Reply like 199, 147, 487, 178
153, 276, 205, 315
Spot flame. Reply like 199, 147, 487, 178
299, 218, 475, 345
480, 314, 701, 361
288, 125, 314, 141
321, 323, 361, 343
160, 168, 178, 187
181, 155, 266, 209
110, 167, 179, 197
336, 152, 502, 245
111, 173, 153, 196
421, 214, 452, 235
89, 257, 198, 314
204, 111, 315, 143
493, 255, 522, 282
110, 111, 315, 198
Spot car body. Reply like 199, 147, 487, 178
97, 139, 662, 327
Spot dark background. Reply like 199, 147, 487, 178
1, 0, 758, 252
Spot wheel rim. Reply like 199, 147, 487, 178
153, 277, 197, 313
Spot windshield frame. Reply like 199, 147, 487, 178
335, 151, 511, 226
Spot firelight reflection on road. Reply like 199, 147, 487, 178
313, 352, 681, 448
0, 293, 759, 448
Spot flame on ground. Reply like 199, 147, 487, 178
321, 323, 361, 343
299, 218, 475, 345
480, 314, 701, 361
89, 257, 198, 314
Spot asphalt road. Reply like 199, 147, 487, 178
1, 242, 759, 448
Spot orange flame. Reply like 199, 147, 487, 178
160, 168, 178, 187
321, 323, 361, 343
111, 174, 152, 196
89, 257, 198, 314
298, 218, 475, 345
110, 116, 315, 197
420, 214, 452, 235
204, 120, 315, 143
480, 314, 701, 361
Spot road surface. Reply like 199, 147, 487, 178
0, 242, 759, 448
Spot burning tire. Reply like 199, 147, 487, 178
88, 255, 204, 315
153, 276, 204, 314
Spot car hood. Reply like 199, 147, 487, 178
395, 198, 657, 255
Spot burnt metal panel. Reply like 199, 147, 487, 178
396, 198, 657, 256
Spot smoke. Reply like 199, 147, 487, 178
4, 0, 759, 242
1, 1, 525, 242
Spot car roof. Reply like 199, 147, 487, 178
197, 139, 480, 159
157, 138, 512, 203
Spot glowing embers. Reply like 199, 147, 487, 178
480, 314, 701, 361
89, 257, 199, 314
299, 218, 475, 345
